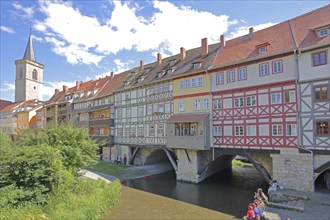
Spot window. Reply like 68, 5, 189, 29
213, 100, 222, 109
246, 125, 256, 136
179, 100, 185, 112
316, 120, 329, 136
157, 124, 164, 137
138, 107, 144, 116
312, 51, 327, 66
271, 93, 282, 104
227, 70, 235, 82
315, 85, 329, 101
235, 126, 244, 136
213, 126, 222, 136
258, 47, 267, 54
165, 102, 171, 113
126, 108, 131, 118
272, 124, 283, 136
284, 91, 296, 103
125, 126, 130, 137
259, 63, 269, 76
179, 80, 185, 89
191, 78, 197, 87
32, 69, 38, 80
216, 72, 224, 84
202, 98, 209, 110
246, 96, 256, 107
147, 105, 152, 116
234, 97, 244, 108
272, 60, 283, 74
286, 124, 297, 136
185, 79, 191, 88
316, 28, 330, 37
197, 76, 203, 86
149, 124, 155, 136
138, 125, 144, 137
159, 103, 164, 113
192, 62, 201, 69
238, 68, 247, 81
130, 126, 136, 137
169, 59, 176, 66
193, 99, 201, 110
191, 124, 197, 136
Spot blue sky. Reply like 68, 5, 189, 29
1, 0, 329, 102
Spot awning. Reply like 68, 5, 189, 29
167, 113, 209, 123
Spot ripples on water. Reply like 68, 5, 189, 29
124, 165, 268, 217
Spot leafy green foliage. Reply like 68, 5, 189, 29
15, 124, 99, 174
0, 131, 12, 147
0, 144, 69, 208
0, 179, 121, 220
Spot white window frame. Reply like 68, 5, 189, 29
234, 97, 244, 108
271, 92, 282, 104
235, 126, 244, 136
213, 126, 222, 136
286, 124, 296, 136
272, 124, 283, 136
213, 99, 222, 110
227, 70, 235, 82
284, 91, 296, 103
272, 60, 283, 74
259, 63, 269, 76
197, 76, 203, 87
193, 99, 201, 111
216, 72, 224, 84
179, 100, 185, 112
157, 124, 164, 137
202, 98, 209, 110
238, 67, 247, 81
246, 96, 256, 107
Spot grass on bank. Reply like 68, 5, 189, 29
1, 178, 121, 220
86, 161, 127, 176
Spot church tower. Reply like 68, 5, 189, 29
15, 31, 44, 102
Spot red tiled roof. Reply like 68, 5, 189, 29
289, 5, 330, 50
167, 113, 209, 123
0, 100, 13, 111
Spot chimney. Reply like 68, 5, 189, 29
157, 53, 162, 65
76, 81, 81, 88
55, 89, 59, 94
110, 72, 114, 78
140, 60, 144, 70
201, 38, 208, 56
249, 27, 254, 35
220, 35, 226, 47
63, 85, 68, 93
180, 47, 186, 60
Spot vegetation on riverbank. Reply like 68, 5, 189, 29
86, 161, 127, 176
0, 125, 121, 220
232, 159, 250, 167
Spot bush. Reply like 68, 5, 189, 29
0, 144, 69, 208
0, 131, 12, 147
15, 124, 99, 175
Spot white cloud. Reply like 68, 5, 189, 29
35, 0, 235, 65
12, 1, 34, 19
230, 22, 276, 39
0, 83, 15, 101
113, 59, 134, 73
0, 26, 15, 34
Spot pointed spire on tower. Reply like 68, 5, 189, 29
23, 28, 36, 61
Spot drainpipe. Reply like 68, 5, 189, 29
295, 49, 315, 192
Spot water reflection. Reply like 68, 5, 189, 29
124, 165, 268, 218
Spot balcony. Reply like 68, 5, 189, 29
89, 118, 113, 126
74, 120, 88, 127
167, 135, 208, 150
58, 108, 67, 115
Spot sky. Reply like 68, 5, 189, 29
0, 0, 329, 102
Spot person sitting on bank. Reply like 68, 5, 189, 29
268, 179, 280, 193
123, 154, 127, 165
114, 156, 122, 165
254, 188, 269, 205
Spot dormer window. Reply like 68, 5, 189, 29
123, 81, 129, 86
169, 59, 176, 66
137, 77, 144, 83
192, 62, 201, 70
256, 42, 270, 54
145, 67, 152, 74
166, 69, 174, 75
157, 71, 165, 78
316, 26, 330, 38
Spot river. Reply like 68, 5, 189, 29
120, 164, 268, 218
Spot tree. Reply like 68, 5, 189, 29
15, 124, 99, 174
0, 144, 69, 207
0, 131, 12, 147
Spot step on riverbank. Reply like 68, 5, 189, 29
268, 189, 308, 212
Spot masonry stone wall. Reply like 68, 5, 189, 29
177, 149, 199, 182
271, 149, 313, 192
